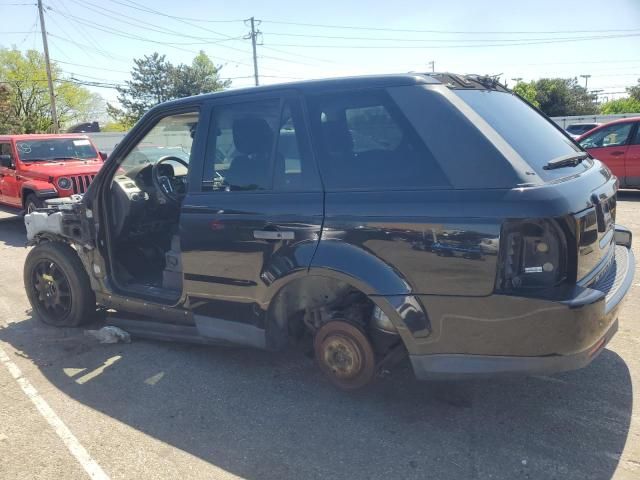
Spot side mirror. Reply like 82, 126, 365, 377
99, 151, 107, 161
0, 154, 13, 168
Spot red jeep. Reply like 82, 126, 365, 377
0, 134, 104, 214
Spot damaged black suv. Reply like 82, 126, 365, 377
23, 74, 635, 389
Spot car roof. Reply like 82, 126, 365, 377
0, 134, 92, 141
156, 72, 508, 109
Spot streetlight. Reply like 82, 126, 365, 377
580, 74, 591, 90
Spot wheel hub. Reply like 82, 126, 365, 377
314, 321, 376, 390
322, 335, 362, 379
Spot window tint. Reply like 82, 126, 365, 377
308, 90, 448, 190
274, 101, 320, 191
579, 123, 632, 149
454, 89, 587, 181
203, 99, 280, 191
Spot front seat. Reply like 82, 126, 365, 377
224, 117, 274, 190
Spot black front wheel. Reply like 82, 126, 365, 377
24, 194, 44, 215
24, 242, 96, 327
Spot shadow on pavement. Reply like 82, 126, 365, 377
0, 313, 632, 480
0, 216, 27, 249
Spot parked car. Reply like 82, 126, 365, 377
0, 134, 105, 214
577, 117, 640, 188
22, 74, 634, 390
565, 122, 601, 139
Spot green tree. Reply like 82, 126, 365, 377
530, 78, 597, 116
0, 84, 19, 134
627, 78, 640, 102
108, 51, 230, 127
170, 51, 231, 98
107, 52, 172, 128
599, 97, 640, 114
512, 81, 540, 108
0, 48, 103, 133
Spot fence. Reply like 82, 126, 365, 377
550, 113, 640, 129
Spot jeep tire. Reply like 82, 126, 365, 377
24, 194, 44, 215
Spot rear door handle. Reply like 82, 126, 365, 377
610, 151, 625, 157
253, 230, 295, 240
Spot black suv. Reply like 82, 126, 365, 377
23, 74, 635, 389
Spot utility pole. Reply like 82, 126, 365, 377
511, 77, 523, 84
37, 0, 58, 133
580, 74, 591, 91
427, 60, 435, 72
244, 17, 261, 86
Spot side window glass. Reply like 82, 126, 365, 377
119, 112, 199, 174
273, 101, 320, 191
0, 143, 11, 156
203, 99, 280, 192
633, 125, 640, 145
346, 105, 403, 153
308, 90, 448, 190
580, 123, 632, 149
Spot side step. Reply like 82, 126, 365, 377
106, 316, 232, 346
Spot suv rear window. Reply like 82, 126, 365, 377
307, 90, 449, 190
454, 90, 589, 181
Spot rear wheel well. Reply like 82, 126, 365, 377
266, 276, 376, 350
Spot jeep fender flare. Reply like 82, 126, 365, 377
21, 179, 58, 205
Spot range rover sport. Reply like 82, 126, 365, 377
23, 73, 635, 390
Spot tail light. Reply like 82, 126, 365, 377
497, 219, 568, 292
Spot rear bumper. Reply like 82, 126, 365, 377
409, 227, 634, 380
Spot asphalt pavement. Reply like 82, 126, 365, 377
1, 194, 640, 480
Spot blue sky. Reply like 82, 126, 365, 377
2, 0, 639, 107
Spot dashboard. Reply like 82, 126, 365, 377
110, 163, 185, 238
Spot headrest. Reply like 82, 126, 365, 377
321, 121, 353, 154
232, 117, 273, 155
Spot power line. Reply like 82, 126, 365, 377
260, 19, 640, 35
265, 32, 640, 49
65, 0, 244, 46
262, 30, 640, 43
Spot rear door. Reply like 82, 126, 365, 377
180, 92, 323, 348
624, 122, 640, 187
579, 122, 633, 184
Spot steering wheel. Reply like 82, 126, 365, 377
151, 155, 189, 205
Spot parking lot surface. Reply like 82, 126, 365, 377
1, 194, 640, 480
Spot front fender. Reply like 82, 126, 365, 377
22, 179, 58, 199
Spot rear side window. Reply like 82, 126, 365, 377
307, 90, 448, 190
454, 90, 588, 181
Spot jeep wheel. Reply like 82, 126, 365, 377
24, 242, 96, 327
314, 321, 376, 390
25, 194, 43, 214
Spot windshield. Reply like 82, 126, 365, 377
15, 138, 98, 162
454, 90, 590, 181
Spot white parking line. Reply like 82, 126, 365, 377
0, 346, 110, 480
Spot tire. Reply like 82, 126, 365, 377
24, 194, 43, 214
313, 320, 376, 390
24, 241, 96, 327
